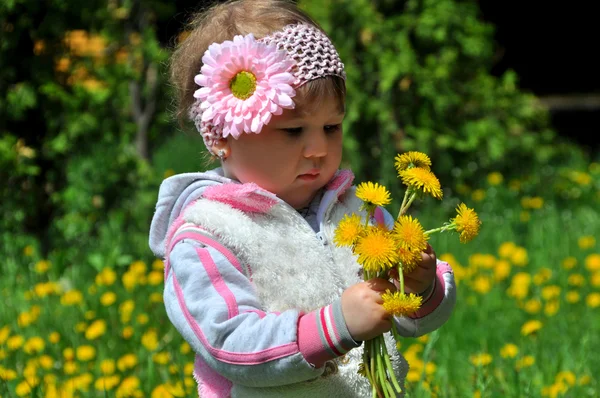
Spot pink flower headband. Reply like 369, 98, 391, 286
189, 23, 346, 153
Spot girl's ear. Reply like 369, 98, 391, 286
211, 138, 230, 160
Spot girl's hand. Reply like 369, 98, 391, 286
341, 278, 397, 341
403, 243, 437, 295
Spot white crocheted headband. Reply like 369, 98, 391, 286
189, 23, 346, 153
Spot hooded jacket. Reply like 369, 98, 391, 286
149, 168, 456, 397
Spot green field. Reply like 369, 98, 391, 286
2, 165, 599, 398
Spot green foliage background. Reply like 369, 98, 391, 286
2, 1, 600, 397
1, 0, 593, 275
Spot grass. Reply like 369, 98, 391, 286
1, 165, 599, 397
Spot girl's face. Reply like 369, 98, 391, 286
217, 96, 344, 209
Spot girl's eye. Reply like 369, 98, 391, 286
283, 127, 303, 136
324, 124, 341, 134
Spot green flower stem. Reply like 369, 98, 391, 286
399, 192, 417, 216
381, 339, 402, 393
397, 265, 405, 295
375, 337, 390, 398
398, 189, 411, 218
369, 340, 379, 397
424, 222, 456, 236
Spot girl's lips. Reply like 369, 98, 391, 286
298, 172, 320, 181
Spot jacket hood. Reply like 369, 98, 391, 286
148, 168, 232, 258
148, 168, 356, 258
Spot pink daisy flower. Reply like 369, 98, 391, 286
193, 33, 297, 139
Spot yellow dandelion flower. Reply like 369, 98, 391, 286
451, 203, 481, 243
521, 320, 543, 336
118, 376, 142, 397
100, 291, 117, 306
100, 359, 116, 375
586, 292, 600, 308
487, 172, 503, 185
353, 228, 399, 273
180, 342, 191, 355
7, 335, 24, 350
578, 235, 596, 249
34, 260, 51, 274
355, 182, 391, 207
399, 167, 443, 199
95, 375, 121, 391
23, 336, 45, 354
334, 213, 365, 247
515, 355, 535, 369
48, 331, 60, 344
566, 291, 580, 303
152, 352, 171, 365
394, 151, 432, 173
0, 326, 10, 345
585, 254, 600, 272
141, 329, 159, 351
469, 352, 492, 367
393, 215, 428, 252
122, 326, 134, 340
76, 345, 96, 361
16, 381, 33, 396
381, 290, 422, 316
397, 246, 422, 273
499, 343, 519, 358
95, 267, 117, 286
0, 367, 17, 380
85, 319, 106, 340
60, 289, 83, 306
148, 270, 163, 286
117, 354, 139, 372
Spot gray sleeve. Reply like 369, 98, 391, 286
163, 240, 358, 387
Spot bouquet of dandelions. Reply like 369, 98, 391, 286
333, 151, 481, 398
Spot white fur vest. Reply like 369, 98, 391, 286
181, 180, 408, 397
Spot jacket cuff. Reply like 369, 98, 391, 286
408, 262, 451, 319
297, 300, 360, 368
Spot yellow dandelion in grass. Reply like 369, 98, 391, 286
469, 352, 493, 367
585, 254, 600, 272
515, 355, 535, 369
94, 375, 121, 391
499, 343, 519, 358
381, 290, 422, 316
451, 203, 481, 243
117, 354, 139, 372
521, 320, 543, 336
85, 319, 107, 340
396, 246, 422, 273
76, 345, 96, 361
355, 182, 391, 208
394, 151, 431, 173
399, 167, 443, 199
354, 228, 399, 273
334, 213, 365, 247
586, 292, 600, 308
393, 215, 428, 252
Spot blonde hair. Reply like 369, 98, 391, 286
169, 0, 346, 129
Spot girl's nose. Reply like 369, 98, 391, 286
303, 129, 328, 158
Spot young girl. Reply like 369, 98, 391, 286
149, 0, 456, 396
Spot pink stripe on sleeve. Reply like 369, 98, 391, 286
169, 231, 247, 277
298, 312, 336, 367
172, 274, 298, 365
195, 247, 238, 319
319, 308, 342, 356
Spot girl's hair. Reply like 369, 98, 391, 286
169, 0, 346, 129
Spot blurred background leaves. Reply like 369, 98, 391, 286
1, 0, 596, 273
